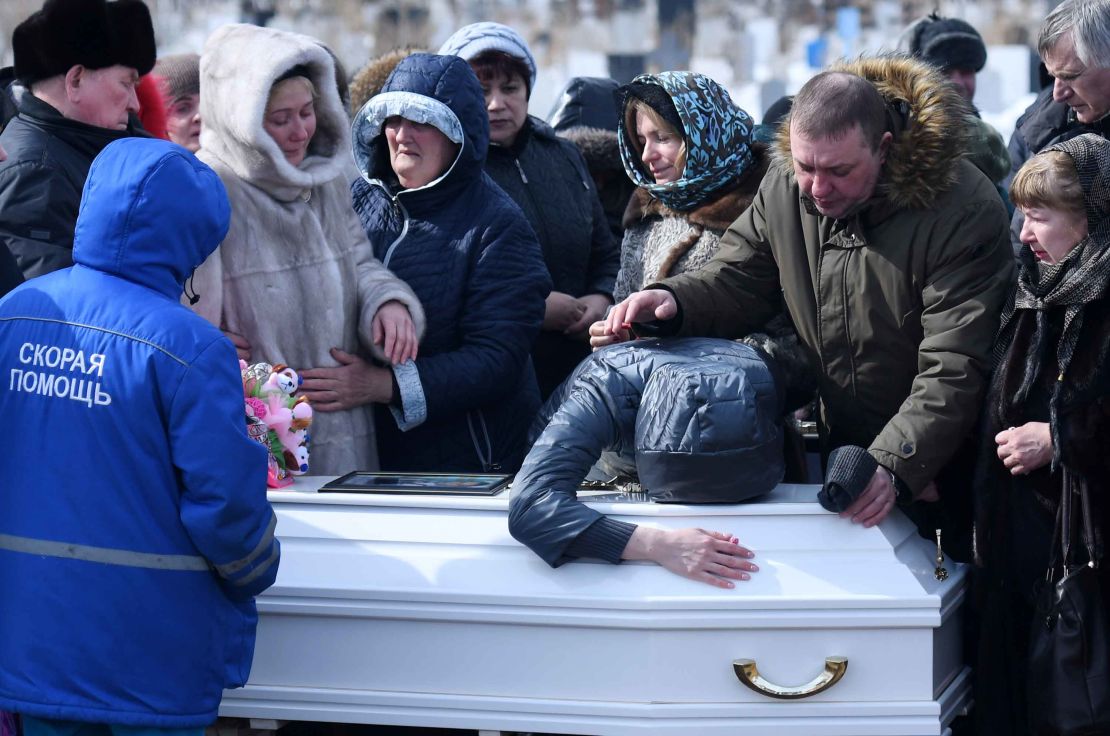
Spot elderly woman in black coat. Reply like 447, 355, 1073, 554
973, 133, 1110, 736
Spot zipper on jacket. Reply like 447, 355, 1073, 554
557, 142, 592, 192
510, 158, 554, 261
466, 410, 499, 472
382, 195, 411, 268
840, 251, 858, 397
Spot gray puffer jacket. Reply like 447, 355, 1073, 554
508, 338, 784, 568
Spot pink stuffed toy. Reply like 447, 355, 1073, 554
240, 361, 314, 486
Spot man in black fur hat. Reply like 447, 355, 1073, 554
898, 13, 1012, 191
0, 0, 156, 280
899, 12, 987, 104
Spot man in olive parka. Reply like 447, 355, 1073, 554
598, 55, 1014, 539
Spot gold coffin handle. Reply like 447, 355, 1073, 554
732, 656, 848, 700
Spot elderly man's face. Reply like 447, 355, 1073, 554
1044, 32, 1110, 124
790, 122, 890, 220
70, 65, 140, 130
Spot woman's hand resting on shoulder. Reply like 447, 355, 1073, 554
372, 300, 418, 364
622, 526, 758, 589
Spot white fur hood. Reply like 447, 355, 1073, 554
199, 23, 351, 200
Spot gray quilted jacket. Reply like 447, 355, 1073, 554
508, 338, 784, 568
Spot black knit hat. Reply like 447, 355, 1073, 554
619, 81, 683, 135
13, 0, 156, 86
907, 13, 987, 73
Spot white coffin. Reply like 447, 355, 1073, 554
219, 479, 970, 736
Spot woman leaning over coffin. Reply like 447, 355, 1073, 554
349, 53, 550, 474
191, 24, 425, 475
972, 133, 1110, 736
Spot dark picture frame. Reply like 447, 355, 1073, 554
318, 471, 511, 496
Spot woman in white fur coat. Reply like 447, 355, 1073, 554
192, 24, 425, 475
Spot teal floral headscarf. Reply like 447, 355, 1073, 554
617, 71, 755, 211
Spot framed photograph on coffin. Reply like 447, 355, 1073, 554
319, 471, 511, 496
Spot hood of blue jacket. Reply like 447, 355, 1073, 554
72, 138, 231, 300
351, 53, 488, 194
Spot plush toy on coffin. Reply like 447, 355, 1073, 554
241, 361, 314, 488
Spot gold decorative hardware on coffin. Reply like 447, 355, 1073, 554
732, 656, 848, 700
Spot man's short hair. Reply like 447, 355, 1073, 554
789, 71, 887, 150
1039, 0, 1110, 69
1010, 150, 1085, 215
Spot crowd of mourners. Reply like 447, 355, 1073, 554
0, 0, 1108, 735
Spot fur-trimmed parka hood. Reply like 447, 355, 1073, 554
559, 125, 623, 176
774, 54, 971, 211
199, 24, 352, 201
348, 48, 422, 115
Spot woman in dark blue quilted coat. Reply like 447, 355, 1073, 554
349, 53, 551, 473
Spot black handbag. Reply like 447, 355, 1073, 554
1028, 471, 1110, 736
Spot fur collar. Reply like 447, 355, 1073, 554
559, 126, 623, 175
622, 151, 768, 231
773, 54, 969, 211
349, 48, 420, 114
198, 24, 352, 201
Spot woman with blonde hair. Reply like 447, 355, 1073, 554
590, 71, 770, 344
973, 133, 1110, 736
192, 24, 424, 475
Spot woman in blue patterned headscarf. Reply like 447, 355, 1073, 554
602, 71, 770, 311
